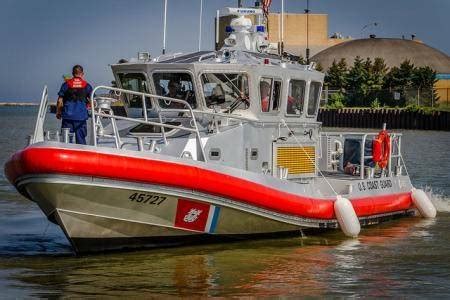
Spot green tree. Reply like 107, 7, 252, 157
365, 57, 389, 106
412, 66, 437, 88
372, 57, 388, 88
385, 60, 415, 89
384, 60, 417, 106
412, 66, 438, 105
324, 58, 348, 90
346, 56, 369, 106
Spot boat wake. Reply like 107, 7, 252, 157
424, 187, 450, 213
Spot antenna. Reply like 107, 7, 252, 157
277, 9, 281, 55
198, 0, 203, 51
215, 10, 220, 50
305, 0, 310, 64
360, 22, 378, 38
281, 0, 284, 55
162, 0, 168, 54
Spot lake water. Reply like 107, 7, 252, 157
1, 106, 449, 297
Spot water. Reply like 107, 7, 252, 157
1, 106, 449, 297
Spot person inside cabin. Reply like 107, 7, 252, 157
260, 80, 271, 112
163, 79, 190, 109
287, 83, 305, 114
56, 65, 93, 144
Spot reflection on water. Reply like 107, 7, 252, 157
1, 216, 449, 298
1, 108, 450, 297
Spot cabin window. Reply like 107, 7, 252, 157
201, 73, 249, 110
152, 72, 197, 109
260, 77, 281, 112
307, 82, 322, 116
117, 73, 151, 109
287, 80, 306, 116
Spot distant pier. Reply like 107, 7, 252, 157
318, 108, 450, 131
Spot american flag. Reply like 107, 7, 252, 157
261, 0, 272, 20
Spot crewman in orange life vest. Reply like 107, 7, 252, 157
56, 65, 93, 144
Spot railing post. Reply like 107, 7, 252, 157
31, 86, 49, 144
360, 134, 367, 179
142, 94, 148, 121
62, 128, 70, 143
90, 91, 97, 146
136, 137, 144, 151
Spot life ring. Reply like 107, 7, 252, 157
372, 130, 391, 169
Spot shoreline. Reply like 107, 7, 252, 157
0, 102, 39, 106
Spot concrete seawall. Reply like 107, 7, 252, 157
318, 108, 450, 131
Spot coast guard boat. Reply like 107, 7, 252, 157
4, 7, 436, 254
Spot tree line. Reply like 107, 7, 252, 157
321, 57, 438, 108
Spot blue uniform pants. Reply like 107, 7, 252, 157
61, 119, 87, 144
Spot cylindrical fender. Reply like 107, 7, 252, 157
411, 188, 437, 218
334, 196, 361, 237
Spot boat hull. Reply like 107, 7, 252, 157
15, 174, 414, 254
19, 175, 305, 253
6, 143, 416, 254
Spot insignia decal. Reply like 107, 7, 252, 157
175, 199, 220, 232
183, 208, 203, 223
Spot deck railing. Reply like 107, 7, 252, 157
30, 86, 49, 144
90, 86, 208, 161
321, 131, 403, 179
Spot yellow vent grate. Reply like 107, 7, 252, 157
276, 146, 316, 175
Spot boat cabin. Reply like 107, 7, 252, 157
110, 51, 323, 124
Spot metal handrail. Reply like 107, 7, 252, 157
198, 52, 215, 62
153, 52, 183, 62
321, 131, 404, 179
31, 86, 48, 144
90, 86, 207, 161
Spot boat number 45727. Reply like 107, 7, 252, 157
129, 193, 166, 205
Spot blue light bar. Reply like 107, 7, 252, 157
225, 26, 233, 33
256, 25, 265, 32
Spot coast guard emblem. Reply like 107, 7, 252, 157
183, 208, 203, 223
175, 199, 221, 233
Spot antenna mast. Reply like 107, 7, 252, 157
162, 0, 168, 54
198, 0, 203, 51
281, 0, 284, 55
215, 10, 220, 50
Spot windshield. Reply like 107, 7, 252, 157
287, 80, 306, 116
201, 73, 249, 110
307, 82, 322, 116
117, 73, 151, 108
153, 72, 197, 109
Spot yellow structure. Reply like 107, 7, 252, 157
266, 13, 350, 58
435, 76, 450, 104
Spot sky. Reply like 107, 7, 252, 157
0, 0, 449, 102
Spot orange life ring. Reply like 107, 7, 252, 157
372, 130, 391, 169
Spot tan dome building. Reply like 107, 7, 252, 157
311, 38, 450, 73
311, 38, 450, 102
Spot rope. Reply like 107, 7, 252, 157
280, 119, 339, 197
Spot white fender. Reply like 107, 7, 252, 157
411, 188, 437, 218
334, 196, 361, 237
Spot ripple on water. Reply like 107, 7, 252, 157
0, 110, 449, 297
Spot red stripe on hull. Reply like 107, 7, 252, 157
4, 147, 413, 220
